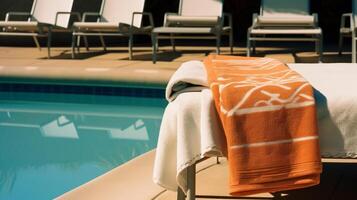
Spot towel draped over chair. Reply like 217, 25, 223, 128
204, 55, 322, 195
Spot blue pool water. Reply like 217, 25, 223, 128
0, 89, 166, 200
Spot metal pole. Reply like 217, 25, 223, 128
186, 164, 196, 200
151, 32, 157, 63
247, 29, 251, 57
353, 32, 356, 63
177, 187, 186, 200
47, 27, 52, 58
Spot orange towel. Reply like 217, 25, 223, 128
203, 55, 322, 196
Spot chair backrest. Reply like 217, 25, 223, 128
179, 0, 223, 17
100, 0, 146, 27
31, 0, 74, 28
260, 0, 310, 17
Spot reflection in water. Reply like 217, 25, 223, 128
110, 119, 149, 140
0, 92, 166, 200
41, 115, 79, 139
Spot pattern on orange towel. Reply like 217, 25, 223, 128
203, 55, 322, 196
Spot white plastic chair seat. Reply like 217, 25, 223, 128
73, 22, 118, 32
166, 16, 220, 27
257, 15, 314, 27
250, 28, 321, 35
0, 21, 39, 31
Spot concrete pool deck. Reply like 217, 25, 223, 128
1, 46, 357, 199
1, 45, 352, 87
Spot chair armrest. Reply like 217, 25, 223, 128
55, 12, 82, 26
223, 12, 233, 28
340, 13, 353, 30
82, 12, 101, 22
5, 12, 32, 21
132, 12, 154, 28
164, 12, 178, 26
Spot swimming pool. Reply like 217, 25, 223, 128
0, 85, 166, 200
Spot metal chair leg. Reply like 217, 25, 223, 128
353, 34, 356, 63
186, 164, 196, 200
216, 35, 221, 55
71, 34, 76, 59
319, 33, 323, 63
170, 34, 176, 52
177, 187, 186, 200
83, 36, 90, 51
156, 40, 159, 52
129, 34, 133, 60
47, 28, 52, 59
32, 36, 41, 51
247, 32, 251, 57
152, 33, 157, 64
229, 31, 234, 54
76, 35, 81, 52
338, 33, 343, 55
315, 37, 319, 55
252, 40, 256, 54
99, 35, 107, 51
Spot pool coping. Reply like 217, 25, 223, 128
0, 65, 172, 89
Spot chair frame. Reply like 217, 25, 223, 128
0, 0, 79, 58
151, 0, 233, 64
177, 157, 357, 200
71, 0, 154, 60
246, 0, 323, 62
338, 0, 356, 63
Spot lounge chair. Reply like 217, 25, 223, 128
338, 0, 356, 62
247, 0, 323, 62
0, 0, 77, 58
151, 0, 233, 63
154, 60, 357, 200
71, 0, 154, 59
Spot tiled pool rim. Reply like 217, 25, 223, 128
0, 83, 165, 98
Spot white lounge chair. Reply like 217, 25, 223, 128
151, 0, 233, 63
71, 0, 153, 59
0, 0, 77, 58
338, 0, 356, 62
247, 0, 323, 62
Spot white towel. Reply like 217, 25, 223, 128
153, 61, 225, 192
165, 61, 208, 102
289, 63, 357, 158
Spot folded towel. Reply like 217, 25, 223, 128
165, 60, 208, 101
153, 61, 225, 192
204, 55, 322, 195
